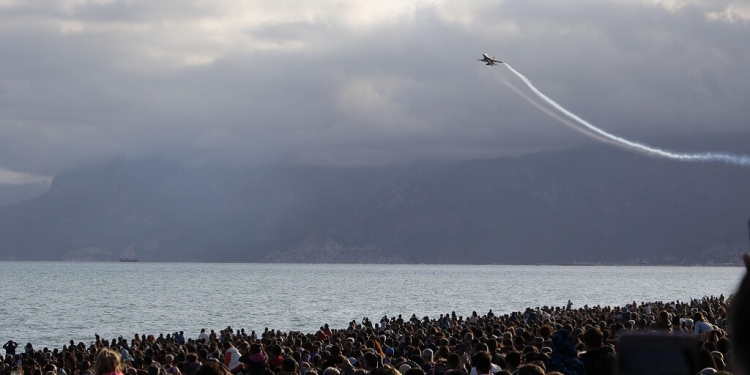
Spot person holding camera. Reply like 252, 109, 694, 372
3, 340, 18, 357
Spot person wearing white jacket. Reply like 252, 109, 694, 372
223, 341, 243, 373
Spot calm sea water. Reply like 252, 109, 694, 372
0, 262, 743, 350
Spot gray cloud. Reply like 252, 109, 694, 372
0, 0, 749, 177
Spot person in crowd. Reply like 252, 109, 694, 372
11, 273, 750, 375
516, 364, 544, 375
695, 312, 715, 336
468, 352, 491, 375
193, 361, 230, 375
239, 344, 266, 375
163, 355, 181, 375
221, 342, 242, 374
94, 348, 124, 375
280, 358, 298, 375
729, 253, 750, 375
545, 330, 584, 375
578, 328, 615, 375
651, 310, 672, 332
183, 354, 201, 375
3, 341, 18, 357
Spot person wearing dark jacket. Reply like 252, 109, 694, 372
545, 330, 585, 375
183, 353, 202, 375
3, 340, 18, 356
651, 311, 672, 333
240, 344, 267, 375
730, 252, 750, 375
579, 328, 616, 375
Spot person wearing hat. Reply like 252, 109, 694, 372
384, 348, 394, 358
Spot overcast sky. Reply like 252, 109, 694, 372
1, 0, 749, 184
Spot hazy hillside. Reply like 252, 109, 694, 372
1, 138, 749, 264
0, 183, 50, 207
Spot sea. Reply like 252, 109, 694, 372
0, 262, 744, 350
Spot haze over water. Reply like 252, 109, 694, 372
0, 262, 743, 350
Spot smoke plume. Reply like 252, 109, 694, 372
499, 63, 750, 167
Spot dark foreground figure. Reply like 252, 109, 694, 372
3, 255, 750, 375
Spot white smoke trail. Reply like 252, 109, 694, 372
501, 63, 750, 167
487, 68, 616, 146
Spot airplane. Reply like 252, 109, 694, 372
478, 54, 502, 66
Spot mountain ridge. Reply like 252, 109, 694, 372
1, 136, 749, 264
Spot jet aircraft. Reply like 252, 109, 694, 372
478, 54, 502, 66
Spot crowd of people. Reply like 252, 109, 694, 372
2, 256, 750, 375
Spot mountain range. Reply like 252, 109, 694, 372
1, 135, 749, 264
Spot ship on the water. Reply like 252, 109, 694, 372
118, 254, 139, 262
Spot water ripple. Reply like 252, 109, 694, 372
0, 262, 743, 349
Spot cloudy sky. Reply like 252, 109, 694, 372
1, 0, 749, 185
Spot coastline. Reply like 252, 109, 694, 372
3, 296, 732, 351
2, 262, 741, 350
0, 259, 744, 266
